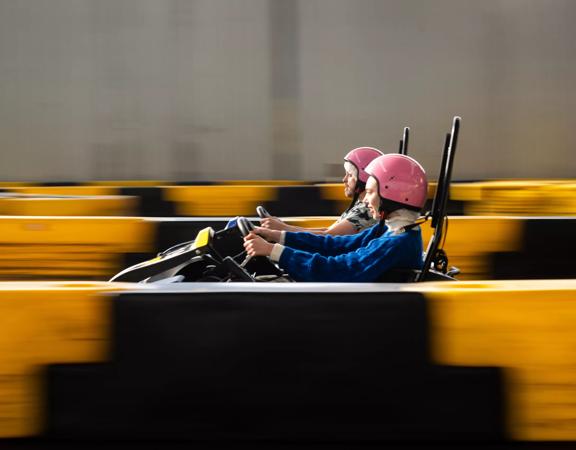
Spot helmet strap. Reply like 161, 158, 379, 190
355, 180, 366, 194
345, 180, 365, 213
345, 190, 360, 213
377, 218, 386, 236
378, 202, 388, 219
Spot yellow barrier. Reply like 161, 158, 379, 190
3, 278, 576, 439
86, 180, 170, 187
0, 281, 144, 437
164, 186, 278, 216
5, 187, 118, 196
219, 180, 309, 186
420, 217, 523, 279
411, 280, 576, 440
451, 180, 576, 216
0, 196, 137, 217
0, 180, 573, 217
0, 187, 137, 217
0, 218, 155, 280
0, 182, 37, 187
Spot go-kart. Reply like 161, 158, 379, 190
110, 117, 461, 284
110, 206, 291, 283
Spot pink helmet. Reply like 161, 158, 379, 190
343, 147, 383, 184
365, 154, 428, 211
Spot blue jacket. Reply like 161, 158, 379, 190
278, 223, 423, 282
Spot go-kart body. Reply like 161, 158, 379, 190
110, 219, 288, 283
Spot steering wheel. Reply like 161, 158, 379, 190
256, 205, 272, 218
237, 216, 256, 237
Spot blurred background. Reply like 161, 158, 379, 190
0, 0, 575, 182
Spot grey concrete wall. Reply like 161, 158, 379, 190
0, 0, 574, 181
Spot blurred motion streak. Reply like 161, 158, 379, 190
0, 282, 140, 437
414, 280, 576, 440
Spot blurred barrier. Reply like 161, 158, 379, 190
0, 186, 137, 216
87, 180, 171, 187
0, 181, 462, 217
43, 286, 506, 441
420, 217, 523, 280
0, 215, 570, 281
0, 281, 142, 437
414, 279, 576, 440
5, 187, 117, 196
219, 180, 312, 186
451, 180, 576, 216
164, 185, 278, 216
1, 179, 576, 216
2, 281, 576, 441
165, 185, 351, 217
0, 195, 137, 216
0, 218, 155, 280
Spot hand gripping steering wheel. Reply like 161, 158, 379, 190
236, 215, 286, 280
237, 216, 256, 237
256, 205, 272, 218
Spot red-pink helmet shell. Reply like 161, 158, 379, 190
343, 147, 384, 184
365, 154, 428, 210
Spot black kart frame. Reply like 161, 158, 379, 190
398, 126, 410, 155
417, 116, 460, 281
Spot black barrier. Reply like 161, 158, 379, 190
119, 187, 176, 217
490, 218, 576, 279
16, 184, 462, 218
44, 289, 506, 442
263, 186, 342, 216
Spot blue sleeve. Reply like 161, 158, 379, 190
278, 230, 423, 282
284, 223, 383, 256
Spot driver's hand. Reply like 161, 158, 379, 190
261, 217, 288, 231
243, 233, 274, 257
252, 226, 281, 243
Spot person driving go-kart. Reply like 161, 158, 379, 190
243, 154, 428, 282
261, 147, 383, 236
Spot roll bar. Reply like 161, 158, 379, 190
417, 116, 460, 282
398, 126, 410, 155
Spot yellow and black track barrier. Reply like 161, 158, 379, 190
0, 181, 455, 217
0, 215, 570, 281
2, 179, 576, 217
1, 280, 576, 443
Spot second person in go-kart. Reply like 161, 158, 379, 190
243, 154, 428, 282
261, 147, 383, 236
